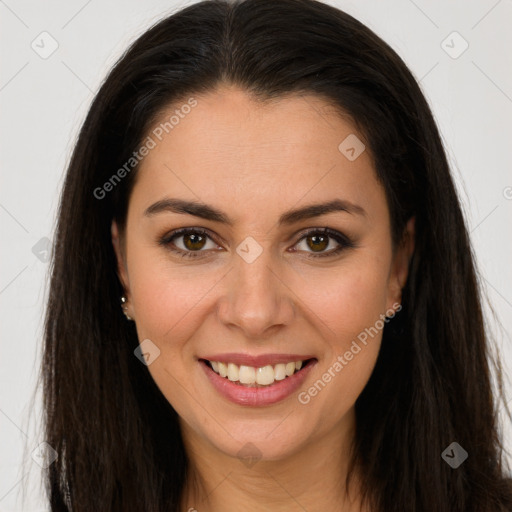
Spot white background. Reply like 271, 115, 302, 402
1, 0, 511, 510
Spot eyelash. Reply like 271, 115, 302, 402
158, 227, 355, 259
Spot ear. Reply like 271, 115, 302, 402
386, 216, 415, 310
111, 220, 130, 298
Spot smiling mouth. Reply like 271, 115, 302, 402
200, 358, 316, 388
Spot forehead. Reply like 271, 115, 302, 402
129, 85, 385, 225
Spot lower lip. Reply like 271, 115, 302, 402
199, 359, 317, 407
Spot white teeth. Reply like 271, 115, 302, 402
227, 363, 239, 381
207, 359, 308, 386
256, 365, 275, 385
285, 362, 296, 376
274, 363, 286, 381
218, 362, 228, 378
239, 365, 256, 384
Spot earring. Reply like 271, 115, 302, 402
120, 295, 133, 321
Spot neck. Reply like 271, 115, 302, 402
179, 408, 366, 512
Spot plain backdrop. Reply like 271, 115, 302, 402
1, 0, 511, 510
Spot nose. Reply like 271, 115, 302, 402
216, 244, 295, 339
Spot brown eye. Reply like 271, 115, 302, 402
305, 233, 329, 252
159, 228, 220, 259
182, 232, 207, 251
293, 228, 354, 258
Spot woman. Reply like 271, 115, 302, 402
40, 0, 512, 510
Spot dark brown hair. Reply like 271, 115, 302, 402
38, 0, 512, 510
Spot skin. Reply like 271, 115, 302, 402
112, 84, 414, 512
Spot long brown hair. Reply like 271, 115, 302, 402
38, 0, 512, 510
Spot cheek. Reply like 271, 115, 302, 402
304, 256, 391, 341
129, 254, 219, 340
127, 260, 221, 410
297, 257, 390, 411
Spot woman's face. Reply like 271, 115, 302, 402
112, 84, 413, 463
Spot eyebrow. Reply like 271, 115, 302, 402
144, 197, 366, 226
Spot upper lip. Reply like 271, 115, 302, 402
200, 353, 316, 367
